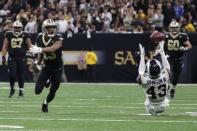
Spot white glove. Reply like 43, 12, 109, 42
180, 46, 188, 51
29, 45, 42, 54
139, 43, 145, 57
154, 41, 164, 56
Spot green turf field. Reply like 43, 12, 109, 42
0, 83, 196, 131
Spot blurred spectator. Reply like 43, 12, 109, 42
77, 51, 87, 81
174, 0, 184, 19
85, 48, 97, 83
185, 22, 195, 32
25, 16, 37, 33
0, 0, 197, 33
163, 1, 175, 28
0, 5, 10, 16
152, 6, 164, 31
56, 10, 68, 33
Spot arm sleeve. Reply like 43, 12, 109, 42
138, 54, 145, 76
182, 33, 189, 42
160, 50, 170, 71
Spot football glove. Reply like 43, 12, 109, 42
2, 56, 6, 65
29, 45, 42, 54
155, 41, 164, 55
179, 46, 188, 51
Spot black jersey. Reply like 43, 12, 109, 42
164, 33, 189, 59
5, 31, 29, 58
36, 33, 64, 68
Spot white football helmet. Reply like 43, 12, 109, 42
146, 59, 162, 79
12, 21, 23, 35
42, 19, 57, 37
169, 20, 180, 35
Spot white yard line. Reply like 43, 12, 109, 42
0, 117, 196, 124
0, 125, 24, 129
0, 104, 196, 109
1, 101, 197, 106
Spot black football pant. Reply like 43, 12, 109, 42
35, 66, 62, 103
87, 65, 96, 82
168, 59, 183, 86
8, 57, 25, 89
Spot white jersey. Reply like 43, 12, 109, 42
141, 69, 170, 104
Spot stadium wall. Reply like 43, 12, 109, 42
0, 33, 196, 83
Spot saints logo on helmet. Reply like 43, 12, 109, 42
42, 19, 57, 37
169, 20, 180, 36
12, 21, 23, 35
146, 59, 162, 79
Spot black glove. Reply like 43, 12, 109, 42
2, 56, 6, 65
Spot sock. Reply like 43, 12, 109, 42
43, 100, 47, 104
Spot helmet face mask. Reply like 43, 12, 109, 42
146, 59, 161, 79
42, 19, 57, 37
12, 21, 23, 35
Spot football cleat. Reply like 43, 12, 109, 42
8, 89, 15, 98
18, 90, 24, 98
42, 103, 48, 113
170, 88, 175, 99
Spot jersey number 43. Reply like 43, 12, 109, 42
147, 84, 167, 99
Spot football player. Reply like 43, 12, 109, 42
164, 20, 192, 98
2, 21, 33, 98
137, 41, 171, 116
29, 19, 64, 113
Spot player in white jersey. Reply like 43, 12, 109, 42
137, 41, 171, 115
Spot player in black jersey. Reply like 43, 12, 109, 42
2, 21, 33, 98
164, 20, 192, 98
29, 19, 64, 112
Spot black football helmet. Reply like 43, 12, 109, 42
146, 59, 162, 79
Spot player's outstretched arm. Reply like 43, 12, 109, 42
29, 41, 62, 54
42, 41, 62, 53
158, 41, 170, 72
138, 44, 145, 76
180, 35, 192, 51
26, 38, 34, 48
183, 40, 192, 50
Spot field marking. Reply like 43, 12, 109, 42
0, 104, 196, 110
185, 112, 197, 116
0, 111, 19, 113
1, 100, 197, 106
0, 117, 196, 124
0, 104, 144, 109
0, 125, 24, 129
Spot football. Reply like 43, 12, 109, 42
150, 31, 165, 43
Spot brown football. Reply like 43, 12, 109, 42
150, 31, 165, 43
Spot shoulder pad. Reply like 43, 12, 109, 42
55, 33, 64, 40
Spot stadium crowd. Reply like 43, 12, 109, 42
0, 0, 197, 34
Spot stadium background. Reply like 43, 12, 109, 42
0, 33, 196, 83
0, 0, 197, 83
